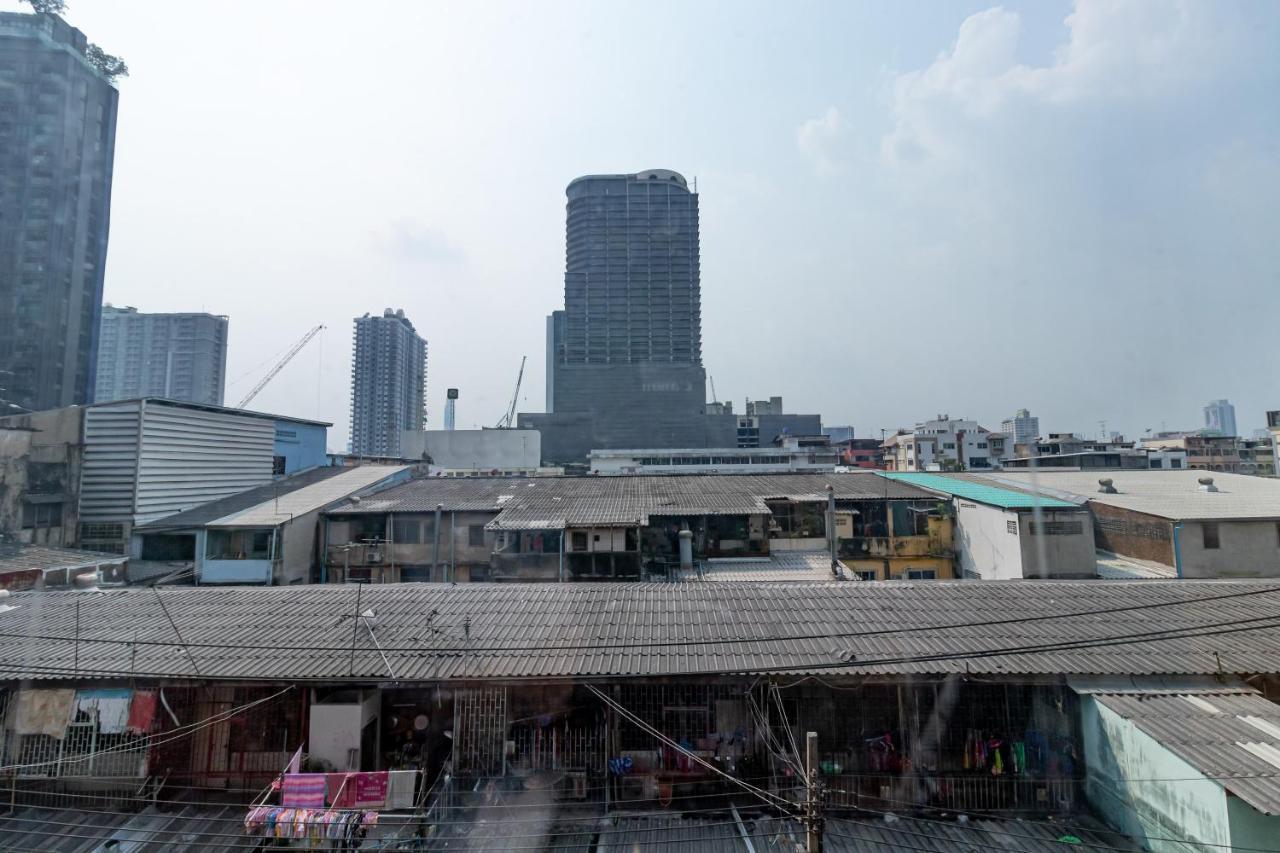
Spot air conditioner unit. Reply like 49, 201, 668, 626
366, 548, 382, 563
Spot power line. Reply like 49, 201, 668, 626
2, 610, 1275, 684
2, 583, 1277, 656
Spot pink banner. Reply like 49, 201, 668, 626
281, 774, 326, 808
353, 771, 388, 808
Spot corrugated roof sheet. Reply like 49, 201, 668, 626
330, 472, 938, 531
1093, 689, 1280, 815
210, 465, 409, 528
697, 551, 850, 581
0, 543, 126, 574
881, 472, 1078, 509
975, 470, 1280, 521
135, 466, 345, 531
1095, 550, 1177, 580
2, 579, 1280, 683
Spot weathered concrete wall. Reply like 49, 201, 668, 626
954, 501, 1024, 579
1178, 520, 1280, 578
1016, 509, 1096, 578
0, 407, 84, 546
1081, 697, 1231, 852
400, 429, 541, 471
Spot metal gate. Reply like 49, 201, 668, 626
452, 687, 507, 777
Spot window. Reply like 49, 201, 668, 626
392, 517, 420, 544
1202, 522, 1220, 550
905, 569, 936, 580
855, 570, 877, 581
1171, 459, 1183, 469
571, 531, 588, 551
943, 442, 956, 450
272, 455, 286, 475
468, 525, 486, 547
1029, 521, 1085, 536
21, 501, 62, 529
1275, 522, 1280, 548
1150, 459, 1163, 469
1007, 519, 1018, 534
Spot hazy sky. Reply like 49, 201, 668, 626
9, 0, 1278, 448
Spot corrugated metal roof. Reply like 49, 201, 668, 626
881, 472, 1078, 509
1093, 689, 1280, 814
697, 552, 850, 581
975, 470, 1280, 521
210, 465, 409, 528
0, 543, 126, 575
1095, 550, 1177, 580
822, 815, 1138, 852
2, 579, 1280, 683
136, 466, 345, 530
330, 472, 938, 531
0, 803, 244, 852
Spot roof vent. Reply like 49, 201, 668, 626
1097, 478, 1117, 494
350, 495, 362, 504
1198, 476, 1218, 493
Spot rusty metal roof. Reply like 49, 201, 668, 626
1, 580, 1279, 684
329, 472, 937, 531
1092, 689, 1280, 815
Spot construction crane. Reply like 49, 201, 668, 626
495, 356, 526, 428
237, 324, 324, 408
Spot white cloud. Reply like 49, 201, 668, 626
797, 106, 850, 175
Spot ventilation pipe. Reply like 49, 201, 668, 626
1097, 478, 1117, 494
1197, 476, 1219, 493
678, 527, 694, 579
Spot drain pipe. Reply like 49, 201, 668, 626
432, 503, 443, 581
1172, 522, 1183, 578
826, 484, 839, 577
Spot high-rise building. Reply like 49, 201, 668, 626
1203, 399, 1237, 438
1001, 408, 1040, 446
0, 12, 119, 413
94, 305, 229, 405
348, 309, 426, 457
521, 169, 821, 463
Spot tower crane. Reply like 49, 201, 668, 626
237, 324, 324, 408
496, 356, 526, 428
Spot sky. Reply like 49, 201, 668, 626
7, 0, 1279, 449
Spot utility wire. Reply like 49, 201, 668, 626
2, 583, 1277, 655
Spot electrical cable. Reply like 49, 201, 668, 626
3, 610, 1275, 683
0, 686, 294, 773
2, 582, 1277, 656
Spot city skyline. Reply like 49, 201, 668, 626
4, 0, 1276, 449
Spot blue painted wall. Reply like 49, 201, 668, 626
273, 420, 328, 474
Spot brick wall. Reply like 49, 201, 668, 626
1090, 503, 1174, 566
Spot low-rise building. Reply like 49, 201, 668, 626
832, 437, 883, 470
1142, 431, 1255, 474
0, 399, 331, 556
130, 465, 409, 584
321, 472, 954, 582
882, 416, 1004, 471
2, 581, 1280, 851
590, 436, 839, 475
976, 470, 1280, 577
399, 428, 543, 475
883, 472, 1096, 579
0, 540, 126, 590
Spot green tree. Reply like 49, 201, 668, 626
23, 0, 68, 14
85, 44, 129, 82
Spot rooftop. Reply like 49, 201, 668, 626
3, 579, 1280, 683
328, 472, 938, 531
693, 551, 849, 581
0, 543, 126, 576
974, 470, 1280, 521
89, 396, 332, 428
880, 472, 1079, 510
1088, 687, 1280, 815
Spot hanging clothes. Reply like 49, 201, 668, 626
74, 689, 133, 734
281, 774, 327, 808
126, 690, 158, 735
1011, 741, 1026, 775
385, 769, 418, 810
13, 688, 75, 738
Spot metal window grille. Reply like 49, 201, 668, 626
453, 687, 507, 778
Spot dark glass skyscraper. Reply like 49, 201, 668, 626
0, 12, 119, 413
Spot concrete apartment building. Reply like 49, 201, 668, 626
1001, 407, 1039, 445
1143, 431, 1256, 474
1204, 398, 1237, 437
93, 305, 229, 405
0, 12, 119, 412
521, 170, 819, 463
882, 415, 1006, 471
349, 309, 427, 458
